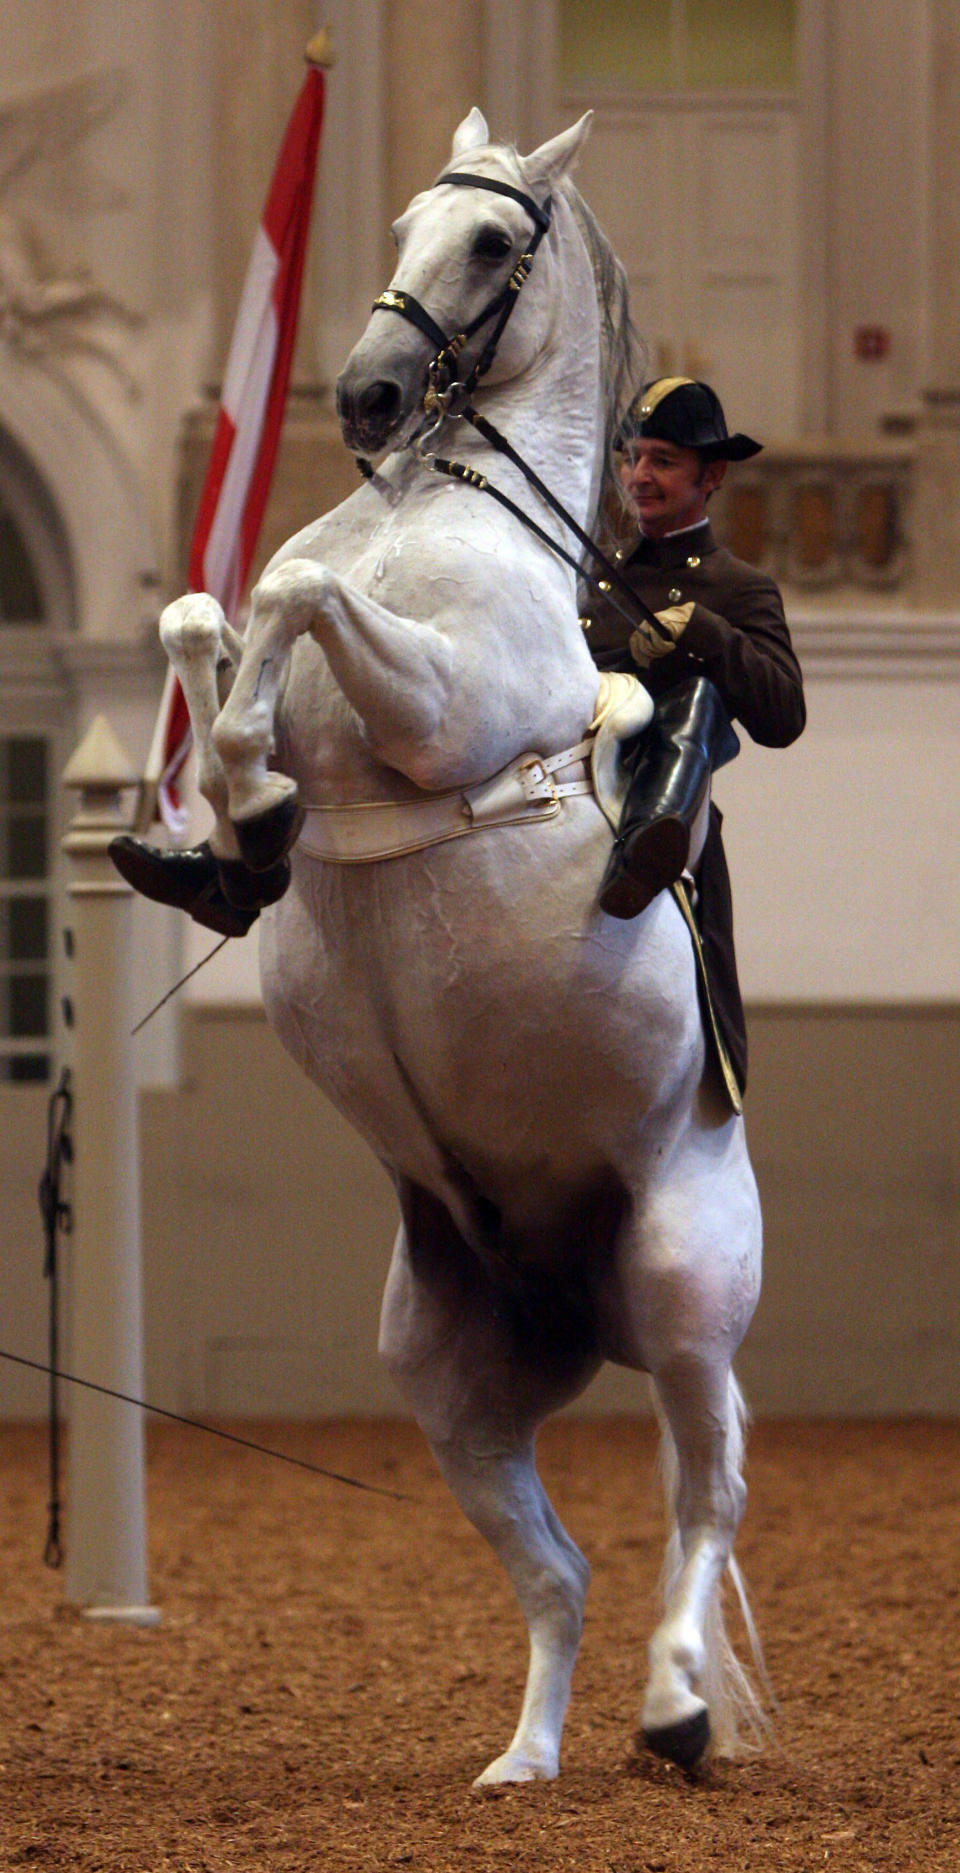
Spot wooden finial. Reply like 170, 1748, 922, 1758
305, 26, 334, 68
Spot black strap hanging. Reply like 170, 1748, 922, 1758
37, 1064, 73, 1568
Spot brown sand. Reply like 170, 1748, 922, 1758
0, 1416, 957, 1871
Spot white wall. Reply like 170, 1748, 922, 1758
718, 657, 960, 1002
824, 0, 930, 434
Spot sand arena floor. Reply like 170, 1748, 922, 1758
0, 1416, 957, 1871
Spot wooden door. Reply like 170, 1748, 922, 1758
555, 0, 801, 439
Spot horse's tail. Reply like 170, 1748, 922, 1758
652, 1370, 774, 1758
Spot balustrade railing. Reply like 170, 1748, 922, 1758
711, 442, 914, 592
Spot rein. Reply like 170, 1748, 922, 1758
360, 169, 672, 647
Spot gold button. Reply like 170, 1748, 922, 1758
614, 548, 623, 561
669, 586, 682, 603
580, 616, 592, 631
686, 554, 701, 569
598, 579, 611, 591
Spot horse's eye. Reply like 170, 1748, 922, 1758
472, 227, 513, 262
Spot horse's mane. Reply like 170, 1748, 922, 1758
483, 144, 644, 537
559, 178, 646, 542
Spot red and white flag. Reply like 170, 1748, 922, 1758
149, 53, 326, 832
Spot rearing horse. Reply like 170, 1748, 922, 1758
159, 109, 766, 1784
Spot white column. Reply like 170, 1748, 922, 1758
62, 716, 159, 1626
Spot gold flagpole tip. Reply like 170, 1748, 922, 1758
305, 26, 335, 68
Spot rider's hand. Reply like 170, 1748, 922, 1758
629, 602, 694, 668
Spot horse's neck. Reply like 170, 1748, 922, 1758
455, 209, 603, 532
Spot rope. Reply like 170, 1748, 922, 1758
0, 1348, 414, 1504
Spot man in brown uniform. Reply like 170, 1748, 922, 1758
586, 377, 806, 1095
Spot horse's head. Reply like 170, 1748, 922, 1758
336, 110, 592, 457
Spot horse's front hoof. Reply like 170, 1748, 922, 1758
233, 793, 305, 872
641, 1705, 710, 1772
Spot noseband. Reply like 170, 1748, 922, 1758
360, 170, 672, 648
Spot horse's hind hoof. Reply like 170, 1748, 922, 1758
233, 794, 305, 872
642, 1706, 711, 1772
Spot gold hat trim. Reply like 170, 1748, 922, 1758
639, 376, 695, 419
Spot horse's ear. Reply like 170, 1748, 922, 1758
450, 108, 490, 159
521, 113, 593, 192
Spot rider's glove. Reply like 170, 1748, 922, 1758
629, 602, 694, 669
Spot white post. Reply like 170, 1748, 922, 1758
61, 716, 159, 1626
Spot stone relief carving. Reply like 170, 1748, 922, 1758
0, 67, 141, 395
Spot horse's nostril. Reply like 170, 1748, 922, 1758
356, 379, 403, 429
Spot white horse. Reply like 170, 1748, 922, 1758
160, 110, 766, 1785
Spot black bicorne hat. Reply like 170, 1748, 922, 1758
617, 377, 762, 461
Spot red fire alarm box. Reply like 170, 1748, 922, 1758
854, 325, 891, 361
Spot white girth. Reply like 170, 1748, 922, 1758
297, 672, 653, 865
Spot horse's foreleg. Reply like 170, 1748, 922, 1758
208, 565, 310, 837
211, 557, 460, 861
300, 573, 457, 784
159, 594, 242, 860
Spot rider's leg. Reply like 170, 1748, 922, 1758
108, 833, 291, 936
597, 675, 739, 920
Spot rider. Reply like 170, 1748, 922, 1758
585, 376, 805, 1093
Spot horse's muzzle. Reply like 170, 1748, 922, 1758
336, 371, 407, 455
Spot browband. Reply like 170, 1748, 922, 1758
435, 171, 552, 231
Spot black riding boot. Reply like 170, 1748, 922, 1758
597, 676, 740, 920
108, 836, 291, 939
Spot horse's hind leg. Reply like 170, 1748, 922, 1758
379, 1187, 597, 1786
642, 1359, 761, 1768
627, 1159, 765, 1769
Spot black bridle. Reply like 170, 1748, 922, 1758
359, 169, 671, 645
370, 171, 552, 407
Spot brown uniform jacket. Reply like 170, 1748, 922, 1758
585, 517, 806, 1093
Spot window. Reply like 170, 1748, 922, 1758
0, 426, 76, 1087
559, 0, 796, 95
0, 735, 52, 1082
